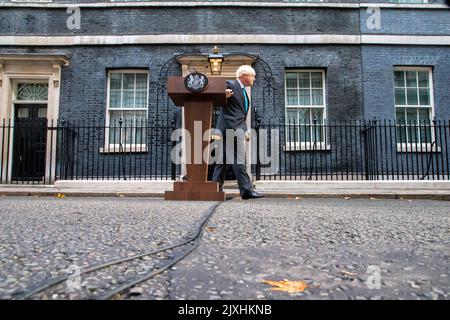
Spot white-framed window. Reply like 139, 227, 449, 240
284, 69, 328, 150
104, 70, 148, 152
394, 67, 437, 152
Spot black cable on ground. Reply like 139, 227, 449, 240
99, 201, 220, 300
19, 202, 221, 300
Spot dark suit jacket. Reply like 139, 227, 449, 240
215, 80, 250, 133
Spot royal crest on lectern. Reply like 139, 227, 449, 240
184, 72, 209, 93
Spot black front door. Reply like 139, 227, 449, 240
12, 104, 48, 181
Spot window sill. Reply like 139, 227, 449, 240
396, 143, 441, 153
99, 145, 148, 154
284, 143, 331, 151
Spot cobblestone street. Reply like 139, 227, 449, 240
0, 196, 448, 300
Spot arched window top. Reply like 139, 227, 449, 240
16, 83, 48, 101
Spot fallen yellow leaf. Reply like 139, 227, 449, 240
340, 270, 357, 277
56, 194, 65, 199
262, 279, 309, 293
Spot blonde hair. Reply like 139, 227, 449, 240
236, 65, 256, 79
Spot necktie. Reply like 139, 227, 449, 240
242, 87, 249, 113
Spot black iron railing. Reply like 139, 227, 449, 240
255, 119, 450, 181
0, 119, 175, 184
1, 118, 449, 184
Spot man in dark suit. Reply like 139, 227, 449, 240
212, 65, 264, 200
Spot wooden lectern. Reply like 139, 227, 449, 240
165, 75, 226, 201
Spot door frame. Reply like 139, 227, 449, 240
6, 79, 50, 183
0, 54, 69, 184
12, 103, 49, 182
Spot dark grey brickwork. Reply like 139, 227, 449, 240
0, 0, 360, 4
360, 8, 450, 35
0, 7, 359, 36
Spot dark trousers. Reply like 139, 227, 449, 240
212, 134, 253, 196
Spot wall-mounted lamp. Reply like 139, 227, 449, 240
208, 45, 224, 76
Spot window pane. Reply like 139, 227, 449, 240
395, 88, 406, 105
286, 109, 298, 143
419, 88, 430, 106
405, 71, 417, 87
122, 91, 135, 108
298, 108, 311, 124
134, 115, 146, 144
133, 121, 145, 144
311, 89, 323, 106
17, 107, 29, 118
299, 108, 311, 142
122, 111, 134, 144
407, 112, 419, 143
286, 89, 298, 106
38, 107, 47, 118
420, 125, 432, 144
135, 90, 147, 109
286, 109, 298, 124
397, 128, 407, 144
125, 111, 146, 144
406, 88, 418, 105
286, 73, 297, 88
311, 108, 324, 123
110, 73, 122, 90
135, 73, 148, 90
310, 72, 323, 88
110, 111, 121, 124
409, 126, 419, 143
123, 73, 135, 90
396, 108, 406, 124
418, 108, 431, 143
396, 108, 407, 143
122, 111, 135, 125
298, 73, 310, 88
394, 71, 405, 87
109, 111, 147, 145
418, 108, 430, 123
109, 111, 122, 144
311, 108, 324, 143
406, 108, 417, 124
299, 89, 310, 105
418, 71, 429, 88
110, 90, 121, 109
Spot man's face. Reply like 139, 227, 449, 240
241, 73, 256, 87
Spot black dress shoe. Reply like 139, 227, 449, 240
241, 190, 265, 200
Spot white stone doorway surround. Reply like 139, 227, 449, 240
0, 54, 69, 183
